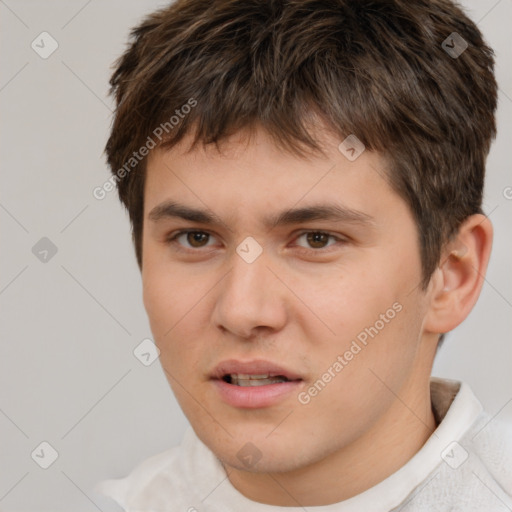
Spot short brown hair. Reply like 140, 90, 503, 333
105, 0, 497, 288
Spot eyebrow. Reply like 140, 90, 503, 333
148, 200, 375, 229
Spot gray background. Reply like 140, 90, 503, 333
0, 0, 510, 510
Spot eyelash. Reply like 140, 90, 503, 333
165, 229, 347, 254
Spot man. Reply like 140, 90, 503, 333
94, 0, 512, 509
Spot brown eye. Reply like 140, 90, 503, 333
294, 231, 337, 250
186, 231, 210, 247
167, 230, 215, 250
293, 231, 347, 254
305, 232, 331, 249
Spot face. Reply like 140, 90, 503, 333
142, 124, 435, 476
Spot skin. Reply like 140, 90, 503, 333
141, 122, 492, 506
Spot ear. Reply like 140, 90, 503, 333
423, 214, 493, 335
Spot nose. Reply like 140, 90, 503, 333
211, 247, 288, 340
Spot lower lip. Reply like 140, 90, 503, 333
212, 379, 303, 408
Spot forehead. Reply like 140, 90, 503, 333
143, 124, 403, 228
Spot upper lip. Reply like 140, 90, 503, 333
211, 359, 303, 381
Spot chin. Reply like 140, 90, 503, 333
220, 446, 308, 474
198, 426, 318, 474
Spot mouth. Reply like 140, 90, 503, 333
221, 373, 299, 386
210, 360, 304, 408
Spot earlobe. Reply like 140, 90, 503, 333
424, 214, 493, 335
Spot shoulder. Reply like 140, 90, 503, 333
437, 379, 512, 508
466, 409, 512, 494
94, 429, 197, 510
417, 378, 512, 510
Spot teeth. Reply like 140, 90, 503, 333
232, 373, 271, 380
228, 373, 289, 386
235, 377, 288, 386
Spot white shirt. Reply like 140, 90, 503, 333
94, 377, 512, 511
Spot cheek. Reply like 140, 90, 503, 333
142, 269, 175, 337
308, 260, 421, 384
300, 300, 421, 443
142, 256, 212, 371
313, 267, 398, 338
142, 242, 192, 335
142, 269, 192, 366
